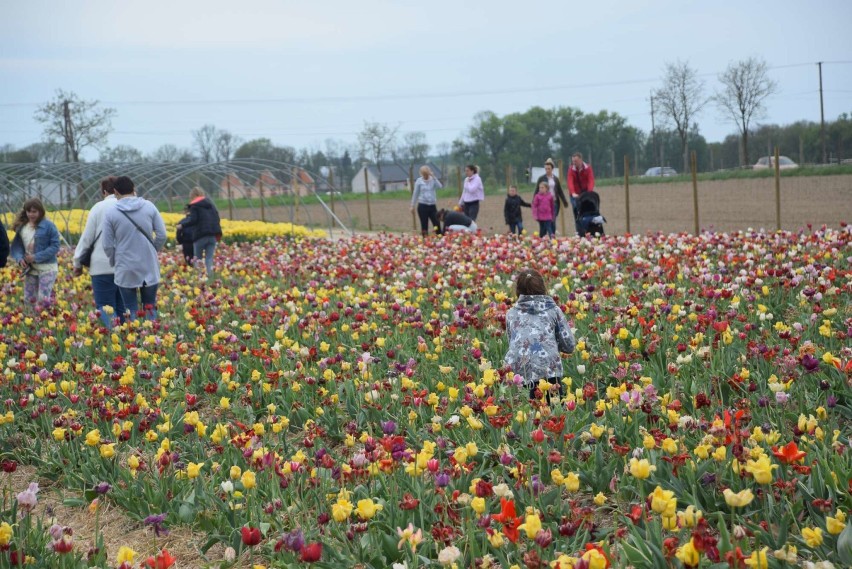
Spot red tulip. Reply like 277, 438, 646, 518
241, 526, 262, 546
772, 442, 807, 464
143, 550, 177, 569
531, 428, 545, 443
300, 542, 322, 562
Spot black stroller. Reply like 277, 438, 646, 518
576, 191, 606, 237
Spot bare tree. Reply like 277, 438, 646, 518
100, 144, 144, 163
655, 61, 708, 172
34, 89, 116, 162
214, 131, 241, 162
395, 131, 430, 167
715, 57, 778, 166
357, 121, 398, 185
192, 124, 218, 163
148, 144, 196, 163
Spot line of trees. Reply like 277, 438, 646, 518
4, 59, 852, 187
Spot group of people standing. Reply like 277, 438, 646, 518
510, 153, 596, 237
0, 176, 221, 326
408, 156, 595, 237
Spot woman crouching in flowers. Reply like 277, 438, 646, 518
504, 269, 575, 400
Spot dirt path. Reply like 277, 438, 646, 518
228, 175, 852, 236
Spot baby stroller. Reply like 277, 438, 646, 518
576, 191, 606, 237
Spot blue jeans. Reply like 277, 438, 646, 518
538, 220, 555, 237
91, 274, 126, 326
193, 235, 217, 276
119, 283, 159, 321
508, 221, 524, 235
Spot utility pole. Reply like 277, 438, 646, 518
650, 90, 659, 168
818, 62, 827, 164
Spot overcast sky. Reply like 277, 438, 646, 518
2, 0, 851, 159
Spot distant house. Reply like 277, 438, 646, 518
218, 168, 315, 199
351, 163, 443, 194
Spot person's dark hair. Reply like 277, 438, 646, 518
13, 198, 46, 231
437, 208, 447, 221
465, 164, 478, 174
572, 152, 583, 160
515, 269, 546, 296
100, 176, 118, 195
114, 176, 135, 195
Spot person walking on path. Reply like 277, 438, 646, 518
536, 158, 568, 222
9, 198, 60, 308
459, 165, 484, 221
177, 187, 221, 278
410, 166, 443, 236
73, 176, 126, 326
532, 181, 556, 238
102, 176, 167, 321
504, 185, 530, 235
567, 153, 595, 235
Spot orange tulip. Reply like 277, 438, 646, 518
771, 442, 806, 464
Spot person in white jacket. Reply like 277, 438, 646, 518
73, 177, 125, 326
102, 176, 167, 321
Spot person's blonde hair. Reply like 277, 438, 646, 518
189, 187, 206, 199
419, 166, 432, 177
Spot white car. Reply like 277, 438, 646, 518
753, 156, 798, 170
643, 166, 678, 177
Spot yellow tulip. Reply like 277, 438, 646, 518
801, 527, 823, 548
355, 498, 383, 520
628, 458, 656, 480
723, 488, 754, 508
332, 499, 353, 522
241, 470, 256, 490
518, 514, 542, 539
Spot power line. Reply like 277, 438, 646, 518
0, 61, 836, 109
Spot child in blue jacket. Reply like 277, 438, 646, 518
10, 199, 60, 307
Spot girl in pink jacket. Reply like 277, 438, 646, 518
531, 181, 555, 237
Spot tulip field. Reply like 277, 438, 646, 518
0, 225, 850, 569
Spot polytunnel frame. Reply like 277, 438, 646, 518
0, 159, 354, 243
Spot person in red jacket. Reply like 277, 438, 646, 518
566, 152, 595, 235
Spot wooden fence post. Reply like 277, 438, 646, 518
410, 165, 416, 231
259, 176, 266, 223
364, 166, 373, 231
691, 151, 699, 235
624, 155, 631, 234
328, 168, 335, 215
227, 174, 233, 220
774, 146, 781, 231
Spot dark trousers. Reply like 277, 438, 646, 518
181, 242, 194, 265
508, 221, 524, 235
569, 196, 581, 235
417, 203, 440, 235
91, 274, 126, 327
119, 283, 159, 321
462, 200, 480, 221
538, 220, 555, 237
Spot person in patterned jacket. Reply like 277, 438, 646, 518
504, 269, 575, 400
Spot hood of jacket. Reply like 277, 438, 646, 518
190, 196, 214, 208
115, 196, 147, 212
513, 294, 558, 315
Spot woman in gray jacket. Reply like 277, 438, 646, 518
73, 176, 125, 326
102, 176, 167, 320
409, 166, 443, 236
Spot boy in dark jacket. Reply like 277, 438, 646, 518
0, 219, 9, 268
503, 185, 531, 235
176, 206, 195, 266
177, 188, 222, 277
